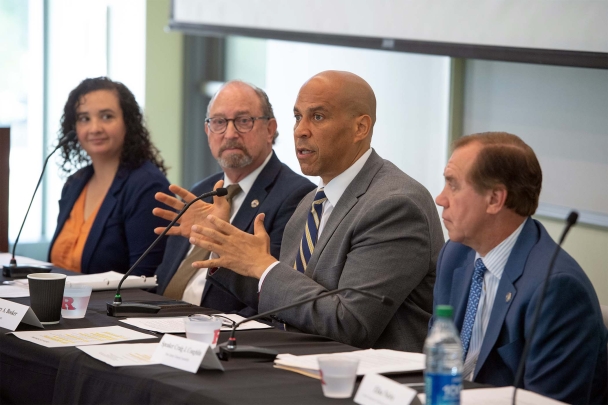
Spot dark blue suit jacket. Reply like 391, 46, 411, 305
432, 218, 607, 404
155, 152, 315, 316
48, 161, 171, 277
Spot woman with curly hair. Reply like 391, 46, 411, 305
48, 77, 171, 276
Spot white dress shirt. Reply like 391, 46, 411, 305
181, 151, 273, 305
258, 148, 373, 290
462, 219, 526, 380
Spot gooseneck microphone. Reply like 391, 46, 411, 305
106, 187, 228, 317
511, 211, 578, 405
2, 130, 77, 278
218, 286, 393, 361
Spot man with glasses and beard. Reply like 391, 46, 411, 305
152, 81, 315, 316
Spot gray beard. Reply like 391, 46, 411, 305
217, 152, 253, 169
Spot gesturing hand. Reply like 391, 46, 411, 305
152, 180, 230, 239
189, 213, 277, 279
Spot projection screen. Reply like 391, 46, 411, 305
169, 0, 608, 68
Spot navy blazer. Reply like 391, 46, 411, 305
432, 218, 607, 404
49, 161, 171, 277
155, 151, 315, 316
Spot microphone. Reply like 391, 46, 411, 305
106, 187, 228, 317
2, 130, 77, 278
217, 286, 393, 361
511, 211, 578, 405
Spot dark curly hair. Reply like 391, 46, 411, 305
57, 77, 167, 176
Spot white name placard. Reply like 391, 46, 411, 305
0, 298, 43, 331
151, 334, 224, 373
354, 374, 421, 405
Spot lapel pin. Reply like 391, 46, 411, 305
251, 199, 259, 208
506, 292, 512, 302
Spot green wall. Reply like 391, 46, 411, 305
145, 0, 184, 185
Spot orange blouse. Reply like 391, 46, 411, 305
50, 184, 102, 272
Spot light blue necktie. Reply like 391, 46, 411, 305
294, 189, 327, 273
460, 258, 487, 359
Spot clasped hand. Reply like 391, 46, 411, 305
152, 180, 230, 239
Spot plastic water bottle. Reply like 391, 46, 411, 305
424, 305, 463, 405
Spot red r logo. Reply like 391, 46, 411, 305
62, 297, 75, 310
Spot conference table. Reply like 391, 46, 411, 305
0, 269, 481, 405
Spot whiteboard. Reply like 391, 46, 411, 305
170, 0, 608, 68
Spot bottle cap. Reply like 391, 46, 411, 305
436, 305, 453, 318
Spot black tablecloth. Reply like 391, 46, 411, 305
0, 274, 481, 405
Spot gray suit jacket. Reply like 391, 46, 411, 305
260, 150, 444, 351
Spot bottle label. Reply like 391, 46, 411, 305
425, 373, 462, 405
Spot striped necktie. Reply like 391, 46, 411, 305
460, 258, 487, 362
294, 188, 327, 273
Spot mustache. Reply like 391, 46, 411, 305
219, 140, 246, 154
295, 142, 313, 150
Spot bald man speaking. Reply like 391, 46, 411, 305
190, 71, 444, 351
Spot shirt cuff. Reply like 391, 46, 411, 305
258, 261, 280, 292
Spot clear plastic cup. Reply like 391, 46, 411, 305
317, 355, 360, 398
183, 314, 222, 348
61, 285, 92, 319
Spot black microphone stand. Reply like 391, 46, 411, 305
106, 188, 227, 317
218, 287, 392, 361
511, 211, 578, 405
3, 131, 76, 278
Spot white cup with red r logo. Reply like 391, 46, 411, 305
184, 314, 223, 348
61, 285, 93, 319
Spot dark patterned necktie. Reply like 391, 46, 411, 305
460, 258, 487, 359
294, 188, 327, 273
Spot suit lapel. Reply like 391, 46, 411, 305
81, 167, 127, 272
305, 151, 384, 279
451, 250, 477, 330
230, 152, 281, 232
474, 218, 539, 378
51, 167, 93, 252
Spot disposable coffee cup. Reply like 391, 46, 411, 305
184, 314, 222, 348
317, 355, 360, 398
27, 273, 67, 325
61, 285, 92, 319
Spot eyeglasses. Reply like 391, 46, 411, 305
205, 116, 270, 134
